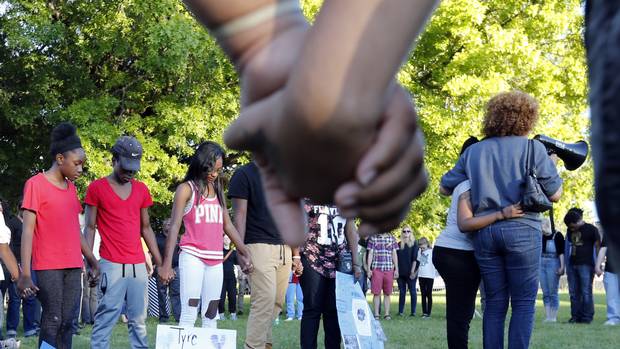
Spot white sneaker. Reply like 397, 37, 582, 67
219, 313, 226, 320
604, 320, 619, 326
230, 313, 237, 320
0, 338, 21, 349
285, 317, 294, 321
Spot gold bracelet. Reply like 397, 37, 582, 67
213, 1, 301, 38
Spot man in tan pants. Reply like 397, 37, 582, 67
228, 162, 299, 349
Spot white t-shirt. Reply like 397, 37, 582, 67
434, 180, 475, 251
0, 214, 12, 282
417, 248, 436, 279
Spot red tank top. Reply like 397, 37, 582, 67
179, 182, 224, 265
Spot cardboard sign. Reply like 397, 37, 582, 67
155, 325, 236, 349
335, 272, 386, 349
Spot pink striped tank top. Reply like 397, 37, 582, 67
180, 181, 224, 265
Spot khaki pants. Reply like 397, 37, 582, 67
244, 244, 292, 349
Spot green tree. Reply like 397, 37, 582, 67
0, 0, 240, 218
402, 0, 590, 240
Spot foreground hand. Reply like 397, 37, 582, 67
224, 19, 427, 244
17, 274, 39, 298
226, 84, 427, 244
335, 86, 427, 236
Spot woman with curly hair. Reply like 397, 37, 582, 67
440, 91, 563, 349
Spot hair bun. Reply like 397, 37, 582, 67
51, 122, 77, 142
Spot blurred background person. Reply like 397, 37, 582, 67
396, 227, 418, 317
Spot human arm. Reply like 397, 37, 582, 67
595, 246, 607, 277
218, 1, 439, 239
17, 210, 38, 297
291, 247, 303, 276
392, 248, 399, 278
0, 244, 19, 281
159, 183, 192, 283
81, 205, 100, 283
223, 205, 254, 274
231, 198, 248, 242
223, 249, 234, 262
410, 260, 418, 279
457, 191, 524, 232
83, 205, 97, 254
344, 219, 361, 279
140, 208, 162, 268
367, 249, 374, 276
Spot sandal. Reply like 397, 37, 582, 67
384, 315, 392, 320
374, 315, 380, 320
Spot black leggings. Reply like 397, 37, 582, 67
35, 268, 82, 349
433, 246, 481, 349
419, 277, 434, 316
218, 277, 237, 314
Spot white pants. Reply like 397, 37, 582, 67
178, 251, 223, 328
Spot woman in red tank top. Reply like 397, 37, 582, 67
159, 141, 253, 328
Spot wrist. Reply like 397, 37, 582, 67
496, 211, 504, 221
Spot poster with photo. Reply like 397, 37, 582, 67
336, 272, 386, 349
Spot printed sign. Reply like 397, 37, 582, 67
155, 325, 236, 349
336, 272, 386, 349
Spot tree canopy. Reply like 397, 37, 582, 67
0, 0, 590, 237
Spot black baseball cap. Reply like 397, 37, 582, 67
111, 136, 143, 172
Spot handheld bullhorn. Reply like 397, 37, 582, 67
534, 134, 589, 171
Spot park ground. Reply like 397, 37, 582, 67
17, 291, 619, 348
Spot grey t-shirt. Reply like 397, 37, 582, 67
435, 180, 475, 251
440, 136, 562, 229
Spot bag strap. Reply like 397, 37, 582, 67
528, 139, 537, 177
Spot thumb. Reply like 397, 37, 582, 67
224, 91, 282, 151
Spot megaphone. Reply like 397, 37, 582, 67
534, 134, 589, 171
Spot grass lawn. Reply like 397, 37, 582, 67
17, 291, 619, 348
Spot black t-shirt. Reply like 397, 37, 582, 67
228, 162, 282, 245
223, 248, 237, 279
568, 223, 600, 266
156, 233, 179, 268
542, 232, 565, 256
5, 216, 22, 263
602, 236, 616, 273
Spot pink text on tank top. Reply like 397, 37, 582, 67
180, 183, 224, 266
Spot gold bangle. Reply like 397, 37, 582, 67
213, 1, 301, 38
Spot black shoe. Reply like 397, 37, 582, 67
237, 310, 244, 316
567, 318, 578, 323
410, 313, 416, 317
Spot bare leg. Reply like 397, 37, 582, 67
383, 295, 391, 317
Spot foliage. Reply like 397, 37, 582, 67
0, 0, 239, 218
401, 0, 590, 240
0, 0, 591, 234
